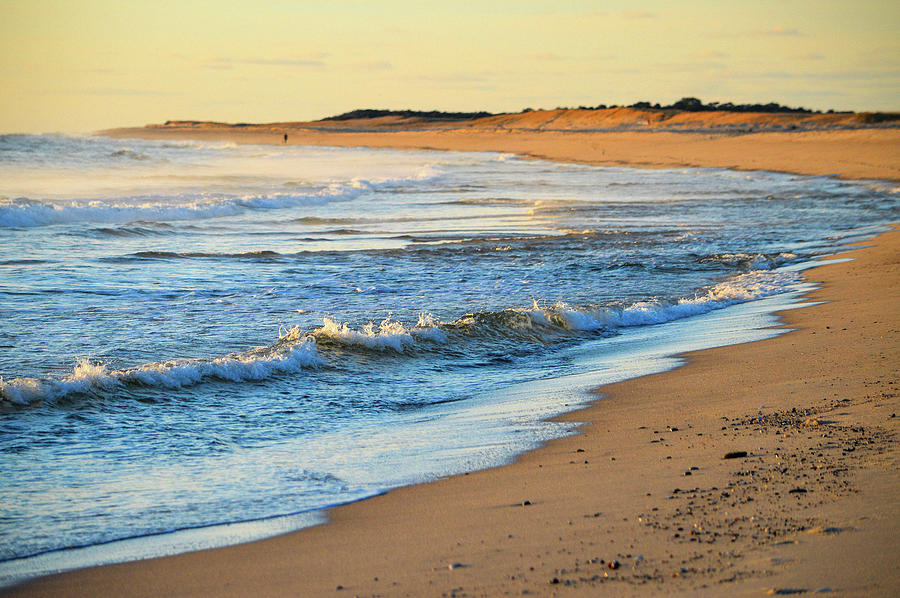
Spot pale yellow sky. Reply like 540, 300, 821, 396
1, 0, 897, 133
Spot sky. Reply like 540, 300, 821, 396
1, 0, 898, 133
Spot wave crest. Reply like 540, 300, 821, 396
700, 252, 798, 271
1, 338, 323, 406
0, 167, 443, 228
311, 315, 448, 352
1, 270, 799, 407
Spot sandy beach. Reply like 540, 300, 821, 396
104, 108, 900, 182
6, 114, 899, 597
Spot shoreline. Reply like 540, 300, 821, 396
5, 128, 898, 596
102, 122, 900, 182
7, 227, 897, 597
0, 269, 816, 589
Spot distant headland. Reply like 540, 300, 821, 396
157, 98, 898, 133
319, 97, 865, 122
104, 97, 900, 182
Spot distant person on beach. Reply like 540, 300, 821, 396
283, 133, 288, 144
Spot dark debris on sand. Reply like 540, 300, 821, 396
494, 396, 894, 595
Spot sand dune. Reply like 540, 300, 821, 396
154, 106, 895, 133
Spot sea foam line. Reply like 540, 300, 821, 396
305, 269, 801, 352
1, 270, 798, 406
526, 269, 802, 330
0, 336, 323, 406
0, 167, 442, 228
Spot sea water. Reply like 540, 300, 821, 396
1, 134, 897, 583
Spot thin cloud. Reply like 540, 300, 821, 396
797, 90, 846, 97
80, 88, 176, 96
752, 68, 900, 83
527, 52, 567, 61
243, 58, 325, 67
623, 10, 656, 19
693, 50, 728, 59
579, 11, 609, 19
413, 72, 492, 83
658, 60, 728, 74
199, 56, 327, 70
199, 58, 234, 70
348, 60, 394, 71
752, 25, 801, 37
406, 71, 499, 90
708, 26, 802, 39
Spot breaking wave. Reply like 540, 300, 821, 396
0, 170, 442, 228
1, 269, 801, 407
1, 334, 323, 406
443, 268, 801, 337
128, 250, 286, 261
311, 314, 449, 352
700, 252, 798, 271
109, 148, 152, 161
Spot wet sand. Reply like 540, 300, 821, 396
5, 119, 899, 597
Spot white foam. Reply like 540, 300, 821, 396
521, 270, 801, 332
313, 317, 415, 352
704, 252, 798, 271
1, 271, 798, 406
354, 285, 399, 295
414, 313, 449, 343
0, 187, 352, 227
314, 270, 798, 351
0, 166, 444, 228
0, 338, 322, 406
312, 314, 448, 352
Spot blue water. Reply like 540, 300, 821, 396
0, 134, 897, 582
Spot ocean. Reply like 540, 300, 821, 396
1, 134, 897, 583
